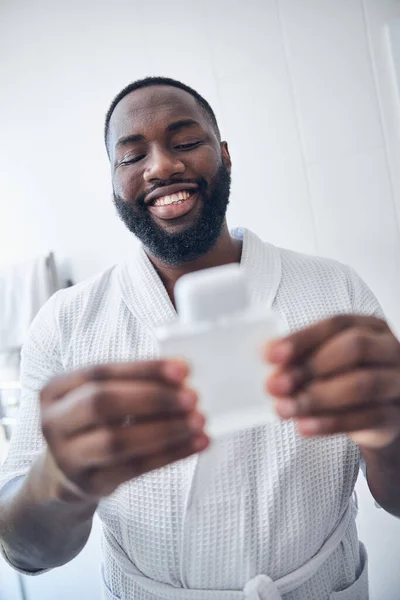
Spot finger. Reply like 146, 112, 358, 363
268, 330, 400, 397
306, 329, 400, 378
78, 434, 210, 498
41, 359, 190, 404
42, 381, 198, 438
265, 314, 387, 367
294, 404, 400, 437
59, 412, 206, 471
267, 366, 309, 397
274, 368, 400, 419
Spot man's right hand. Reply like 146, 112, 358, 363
39, 360, 208, 501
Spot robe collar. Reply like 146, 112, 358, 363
118, 228, 282, 331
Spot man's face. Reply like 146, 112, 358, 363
108, 85, 231, 265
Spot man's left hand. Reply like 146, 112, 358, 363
266, 315, 400, 450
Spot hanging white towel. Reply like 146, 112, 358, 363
0, 253, 60, 374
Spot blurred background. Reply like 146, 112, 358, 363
1, 0, 400, 598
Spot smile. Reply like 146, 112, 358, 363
150, 189, 194, 207
147, 189, 199, 221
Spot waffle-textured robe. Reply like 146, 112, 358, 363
1, 229, 383, 599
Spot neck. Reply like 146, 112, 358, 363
145, 222, 242, 306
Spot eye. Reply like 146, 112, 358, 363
120, 155, 145, 166
174, 141, 202, 151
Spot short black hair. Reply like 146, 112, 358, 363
104, 76, 221, 155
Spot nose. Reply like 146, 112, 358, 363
143, 146, 185, 182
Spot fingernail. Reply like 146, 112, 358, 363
187, 412, 205, 432
267, 341, 293, 364
163, 360, 189, 382
178, 388, 197, 409
275, 398, 297, 418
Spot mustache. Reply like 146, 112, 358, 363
136, 177, 208, 208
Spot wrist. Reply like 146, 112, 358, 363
33, 451, 98, 513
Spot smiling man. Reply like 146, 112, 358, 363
108, 78, 240, 284
1, 76, 400, 600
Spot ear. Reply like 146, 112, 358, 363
221, 141, 232, 172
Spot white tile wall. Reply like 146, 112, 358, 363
307, 148, 400, 330
278, 0, 384, 163
218, 67, 317, 254
204, 0, 283, 81
139, 0, 224, 128
365, 1, 400, 241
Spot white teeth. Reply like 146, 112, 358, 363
153, 190, 192, 207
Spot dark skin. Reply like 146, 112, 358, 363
266, 314, 400, 518
1, 85, 399, 574
109, 85, 242, 302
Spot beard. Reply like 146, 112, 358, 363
113, 161, 231, 266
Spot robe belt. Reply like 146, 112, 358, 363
102, 502, 353, 599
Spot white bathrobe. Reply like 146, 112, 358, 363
0, 229, 383, 599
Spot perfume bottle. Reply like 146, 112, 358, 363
156, 264, 286, 438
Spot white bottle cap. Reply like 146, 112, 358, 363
175, 264, 249, 324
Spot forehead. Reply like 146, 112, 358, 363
109, 85, 209, 144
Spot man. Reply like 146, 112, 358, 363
1, 76, 400, 600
